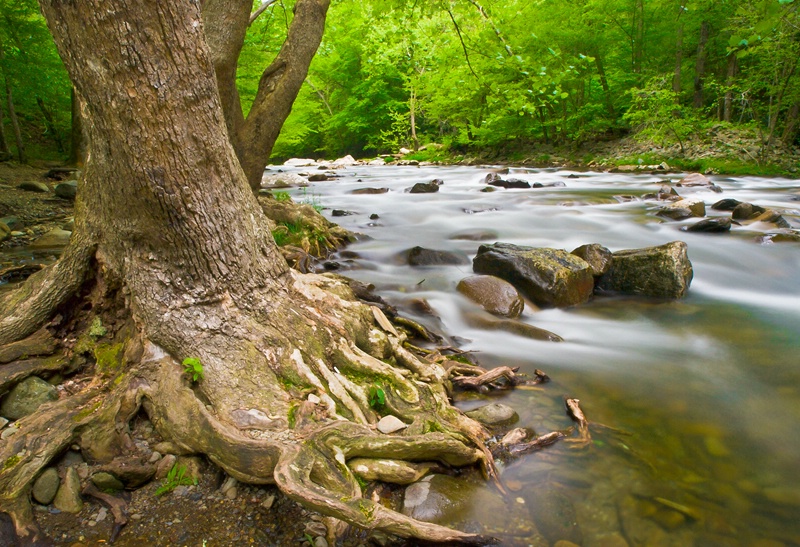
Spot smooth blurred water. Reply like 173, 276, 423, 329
276, 164, 800, 545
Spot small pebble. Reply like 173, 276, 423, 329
261, 494, 276, 510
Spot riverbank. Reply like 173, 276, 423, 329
403, 127, 800, 178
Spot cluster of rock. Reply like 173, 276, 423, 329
649, 173, 798, 241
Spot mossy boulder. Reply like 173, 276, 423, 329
0, 376, 58, 420
473, 243, 594, 308
596, 241, 693, 299
571, 244, 612, 277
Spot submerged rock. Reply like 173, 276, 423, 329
406, 246, 469, 266
0, 376, 58, 420
463, 311, 562, 341
523, 488, 583, 545
351, 187, 389, 195
465, 403, 519, 426
457, 275, 524, 318
473, 243, 594, 308
596, 241, 693, 299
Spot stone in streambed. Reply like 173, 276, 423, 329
17, 181, 49, 193
711, 198, 741, 211
465, 403, 518, 426
522, 488, 583, 545
473, 243, 594, 308
54, 180, 78, 200
53, 467, 83, 513
409, 179, 442, 193
732, 202, 766, 220
0, 376, 58, 420
91, 472, 124, 491
684, 218, 732, 233
32, 467, 60, 505
29, 228, 72, 249
463, 311, 562, 341
406, 246, 469, 266
596, 241, 693, 299
571, 243, 612, 276
457, 275, 524, 318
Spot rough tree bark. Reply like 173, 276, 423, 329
0, 1, 499, 544
203, 0, 331, 191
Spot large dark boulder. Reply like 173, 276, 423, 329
684, 218, 732, 233
596, 241, 693, 299
473, 243, 594, 308
54, 180, 78, 200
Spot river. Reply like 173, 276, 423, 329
277, 163, 800, 546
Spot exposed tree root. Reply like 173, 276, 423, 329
0, 239, 95, 346
82, 483, 128, 543
0, 259, 579, 545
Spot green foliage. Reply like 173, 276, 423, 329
88, 317, 107, 339
154, 464, 197, 496
368, 385, 386, 409
182, 357, 204, 383
272, 191, 292, 202
623, 77, 707, 153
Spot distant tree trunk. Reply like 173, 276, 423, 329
0, 99, 10, 161
36, 96, 65, 153
673, 21, 683, 94
693, 21, 709, 109
633, 0, 645, 74
69, 87, 88, 166
203, 0, 331, 192
594, 52, 616, 118
409, 86, 418, 151
723, 54, 738, 122
4, 81, 26, 164
766, 58, 798, 147
782, 102, 799, 145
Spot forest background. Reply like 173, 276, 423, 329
1, 0, 799, 176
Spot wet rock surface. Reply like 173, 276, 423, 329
596, 241, 693, 299
457, 275, 524, 318
473, 243, 594, 308
406, 246, 469, 266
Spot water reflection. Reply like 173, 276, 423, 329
281, 164, 800, 545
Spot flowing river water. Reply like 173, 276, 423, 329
277, 164, 800, 546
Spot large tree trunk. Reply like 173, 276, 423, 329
69, 86, 88, 166
0, 1, 503, 544
203, 0, 331, 191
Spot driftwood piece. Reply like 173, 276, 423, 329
506, 431, 566, 456
565, 398, 591, 443
452, 366, 521, 392
82, 482, 128, 543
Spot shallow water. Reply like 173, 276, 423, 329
278, 164, 800, 546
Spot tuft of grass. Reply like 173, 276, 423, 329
155, 464, 196, 496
